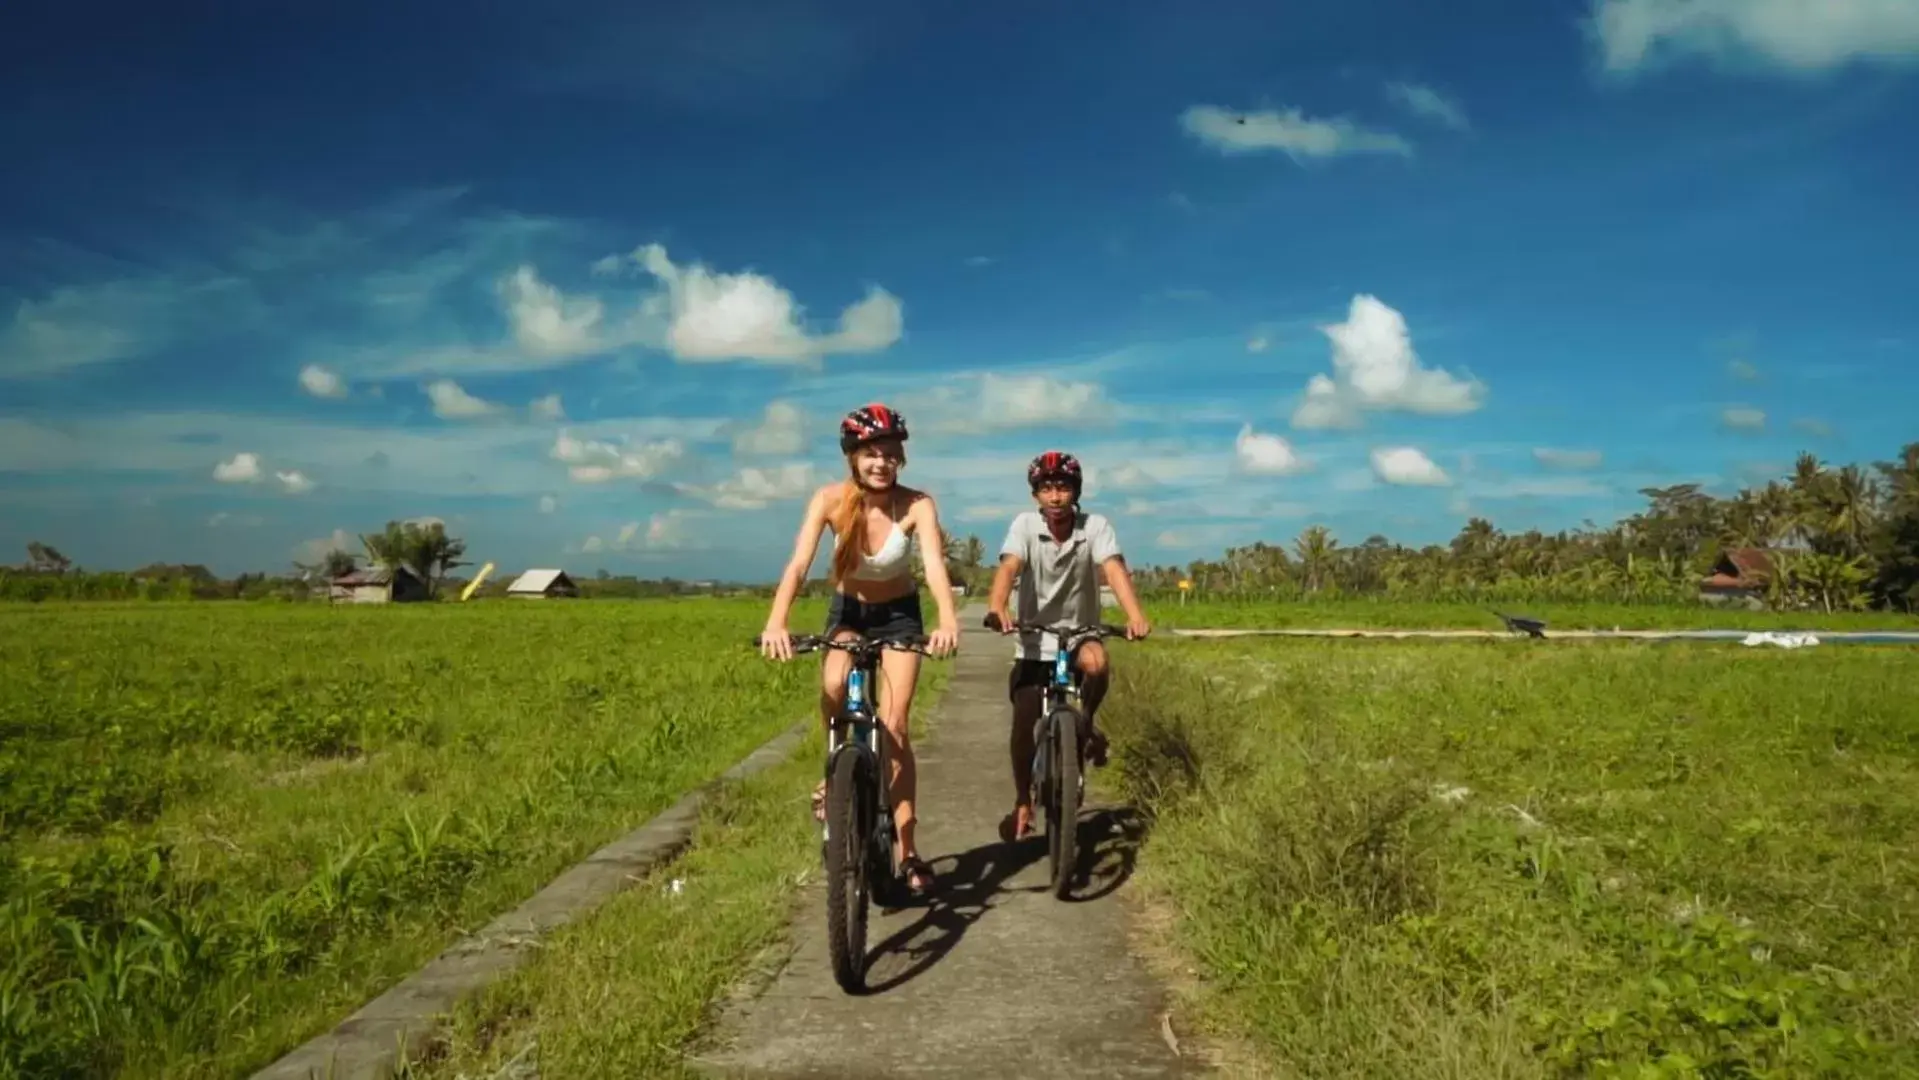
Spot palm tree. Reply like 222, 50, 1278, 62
1293, 525, 1337, 593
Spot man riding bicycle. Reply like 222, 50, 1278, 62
986, 450, 1150, 843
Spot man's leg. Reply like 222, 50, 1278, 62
1073, 639, 1111, 766
1003, 661, 1044, 840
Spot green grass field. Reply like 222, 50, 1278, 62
0, 597, 843, 1079
8, 594, 1915, 1077
1139, 597, 1919, 632
1100, 636, 1919, 1077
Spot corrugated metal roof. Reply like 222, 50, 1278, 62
331, 565, 421, 587
507, 568, 571, 593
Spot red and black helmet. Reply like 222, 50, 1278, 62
1028, 450, 1083, 493
839, 402, 909, 453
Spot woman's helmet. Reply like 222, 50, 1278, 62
1027, 450, 1083, 494
840, 402, 909, 453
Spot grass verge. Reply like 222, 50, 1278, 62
1136, 598, 1919, 632
1100, 637, 1919, 1078
0, 596, 831, 1078
406, 657, 950, 1078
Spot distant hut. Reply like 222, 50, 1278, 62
506, 569, 580, 599
329, 565, 430, 604
1700, 547, 1774, 605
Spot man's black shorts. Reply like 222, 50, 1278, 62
1007, 643, 1090, 701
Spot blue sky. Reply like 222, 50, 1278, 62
2, 0, 1916, 580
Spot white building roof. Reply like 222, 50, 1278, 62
507, 568, 571, 593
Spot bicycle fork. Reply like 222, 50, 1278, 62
824, 666, 897, 865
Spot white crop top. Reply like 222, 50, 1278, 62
845, 510, 913, 583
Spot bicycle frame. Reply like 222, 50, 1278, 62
827, 650, 892, 856
1030, 638, 1084, 797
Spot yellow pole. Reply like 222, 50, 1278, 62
460, 562, 496, 601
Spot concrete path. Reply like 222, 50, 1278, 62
692, 607, 1200, 1079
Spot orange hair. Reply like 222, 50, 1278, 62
829, 478, 867, 586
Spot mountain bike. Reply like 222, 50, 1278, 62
753, 630, 941, 993
982, 612, 1129, 899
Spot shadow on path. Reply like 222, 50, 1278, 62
1065, 804, 1148, 904
860, 804, 1150, 992
860, 834, 1046, 993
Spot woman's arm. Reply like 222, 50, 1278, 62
911, 494, 961, 650
764, 484, 835, 633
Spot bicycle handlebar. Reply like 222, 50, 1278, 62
752, 632, 942, 659
981, 611, 1132, 640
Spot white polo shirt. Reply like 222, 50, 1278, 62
999, 509, 1122, 661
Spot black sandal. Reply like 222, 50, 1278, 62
899, 855, 936, 894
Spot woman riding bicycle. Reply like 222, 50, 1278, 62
759, 402, 961, 895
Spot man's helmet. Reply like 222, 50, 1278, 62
839, 403, 909, 453
1027, 450, 1083, 493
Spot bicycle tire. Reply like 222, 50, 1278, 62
823, 748, 869, 992
1046, 706, 1082, 898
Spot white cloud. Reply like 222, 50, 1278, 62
958, 502, 1031, 524
538, 494, 558, 514
298, 363, 349, 399
1180, 104, 1413, 161
426, 379, 503, 420
1591, 0, 1919, 73
1234, 423, 1309, 475
1727, 359, 1760, 381
1371, 446, 1452, 487
1533, 447, 1605, 470
1245, 335, 1271, 353
276, 469, 315, 494
529, 393, 565, 422
731, 399, 807, 456
630, 509, 695, 550
1289, 294, 1484, 429
293, 528, 359, 567
913, 372, 1118, 434
581, 535, 605, 554
499, 266, 606, 357
1101, 462, 1158, 491
1721, 406, 1767, 432
213, 452, 263, 483
1792, 417, 1833, 437
619, 243, 903, 363
678, 462, 818, 510
551, 429, 687, 483
1, 410, 722, 498
1470, 476, 1614, 499
1383, 82, 1471, 130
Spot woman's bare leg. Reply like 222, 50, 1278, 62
876, 646, 927, 885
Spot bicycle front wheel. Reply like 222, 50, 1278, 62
823, 749, 870, 992
1045, 707, 1082, 898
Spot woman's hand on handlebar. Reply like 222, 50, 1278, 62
759, 625, 795, 662
928, 621, 960, 658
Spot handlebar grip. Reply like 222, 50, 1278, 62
982, 612, 1003, 632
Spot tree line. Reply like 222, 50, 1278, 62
7, 443, 1916, 612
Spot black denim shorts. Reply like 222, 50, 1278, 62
825, 590, 925, 641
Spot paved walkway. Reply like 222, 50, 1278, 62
692, 607, 1200, 1079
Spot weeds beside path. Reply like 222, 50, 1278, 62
1100, 637, 1919, 1077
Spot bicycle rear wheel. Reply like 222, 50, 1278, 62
1045, 706, 1082, 898
823, 748, 870, 992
